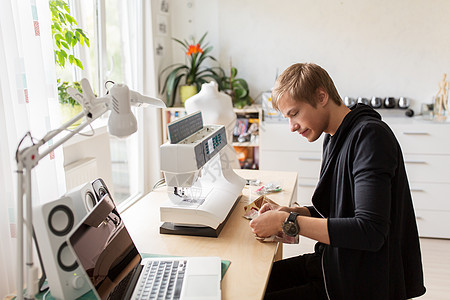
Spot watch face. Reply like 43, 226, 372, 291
283, 222, 298, 237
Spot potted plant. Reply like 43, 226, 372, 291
158, 32, 224, 107
220, 65, 253, 109
50, 0, 90, 127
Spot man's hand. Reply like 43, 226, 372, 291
259, 202, 281, 214
249, 210, 288, 238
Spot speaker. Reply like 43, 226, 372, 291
91, 177, 112, 200
33, 178, 112, 299
33, 195, 91, 299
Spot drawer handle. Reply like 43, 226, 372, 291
298, 183, 317, 187
298, 157, 321, 161
402, 132, 430, 136
405, 160, 427, 164
415, 216, 423, 220
410, 188, 425, 192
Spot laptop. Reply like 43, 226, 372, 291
66, 194, 221, 300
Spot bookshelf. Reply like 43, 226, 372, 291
161, 105, 262, 169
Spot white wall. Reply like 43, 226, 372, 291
170, 0, 450, 111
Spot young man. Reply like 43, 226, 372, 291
249, 63, 426, 299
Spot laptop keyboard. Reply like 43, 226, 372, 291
134, 260, 187, 300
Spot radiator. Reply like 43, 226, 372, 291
64, 157, 98, 190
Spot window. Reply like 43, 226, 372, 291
59, 0, 143, 206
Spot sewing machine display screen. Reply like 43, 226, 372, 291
206, 134, 221, 155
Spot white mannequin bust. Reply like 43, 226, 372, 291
185, 81, 240, 169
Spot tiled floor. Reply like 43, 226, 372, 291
283, 237, 450, 299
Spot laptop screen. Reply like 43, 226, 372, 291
68, 195, 141, 299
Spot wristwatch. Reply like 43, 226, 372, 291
282, 212, 300, 237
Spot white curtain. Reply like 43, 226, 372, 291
0, 0, 65, 297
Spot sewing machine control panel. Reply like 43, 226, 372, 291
205, 132, 222, 155
192, 126, 226, 168
168, 111, 203, 144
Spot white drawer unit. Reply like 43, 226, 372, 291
387, 118, 450, 238
261, 116, 450, 238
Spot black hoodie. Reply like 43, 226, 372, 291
308, 104, 426, 299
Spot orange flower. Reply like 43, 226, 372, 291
186, 43, 203, 56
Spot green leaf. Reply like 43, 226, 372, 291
197, 54, 216, 67
173, 38, 189, 49
71, 35, 77, 47
68, 54, 75, 64
159, 65, 188, 94
54, 33, 63, 41
231, 67, 238, 78
166, 74, 185, 107
53, 22, 61, 31
66, 14, 76, 25
60, 41, 69, 50
58, 52, 66, 67
198, 32, 208, 46
62, 1, 70, 13
74, 58, 83, 69
65, 31, 73, 45
234, 78, 248, 90
202, 45, 213, 55
76, 28, 87, 39
234, 88, 247, 99
58, 12, 65, 23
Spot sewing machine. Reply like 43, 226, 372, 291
159, 111, 246, 237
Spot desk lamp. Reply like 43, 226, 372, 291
15, 78, 165, 299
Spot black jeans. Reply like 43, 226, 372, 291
264, 252, 328, 300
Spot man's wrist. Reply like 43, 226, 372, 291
282, 212, 300, 237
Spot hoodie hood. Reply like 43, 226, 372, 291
325, 104, 381, 159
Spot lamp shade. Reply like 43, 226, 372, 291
107, 83, 138, 138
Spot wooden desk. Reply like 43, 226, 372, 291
121, 169, 297, 300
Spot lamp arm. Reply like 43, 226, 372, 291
39, 106, 108, 160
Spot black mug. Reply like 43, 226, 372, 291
384, 97, 396, 108
370, 97, 383, 108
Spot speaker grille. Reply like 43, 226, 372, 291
48, 205, 74, 236
57, 242, 78, 272
84, 191, 97, 211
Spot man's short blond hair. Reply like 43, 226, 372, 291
271, 63, 342, 110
